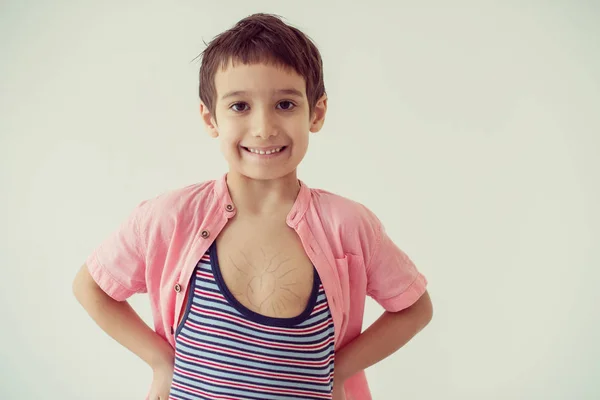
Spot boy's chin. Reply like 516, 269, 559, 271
230, 166, 299, 181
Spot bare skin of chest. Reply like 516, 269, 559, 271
215, 219, 315, 319
177, 217, 315, 326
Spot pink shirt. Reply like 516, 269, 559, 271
86, 174, 427, 399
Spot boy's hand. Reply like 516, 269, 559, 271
148, 361, 174, 400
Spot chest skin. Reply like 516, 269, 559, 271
178, 214, 315, 325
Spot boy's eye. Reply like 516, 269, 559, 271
231, 102, 249, 112
230, 101, 296, 112
277, 101, 296, 110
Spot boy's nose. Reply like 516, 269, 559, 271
251, 111, 279, 139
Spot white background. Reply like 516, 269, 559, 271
1, 1, 599, 399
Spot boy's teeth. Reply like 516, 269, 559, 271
248, 147, 283, 155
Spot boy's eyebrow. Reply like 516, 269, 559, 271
275, 89, 304, 98
221, 88, 304, 100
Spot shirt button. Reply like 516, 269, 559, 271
174, 283, 182, 293
201, 230, 210, 239
225, 204, 234, 212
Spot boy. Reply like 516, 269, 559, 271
73, 13, 432, 400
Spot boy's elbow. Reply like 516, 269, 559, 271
423, 291, 433, 321
423, 300, 433, 327
72, 264, 95, 302
414, 290, 433, 329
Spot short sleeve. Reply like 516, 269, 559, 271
366, 218, 428, 312
85, 201, 149, 301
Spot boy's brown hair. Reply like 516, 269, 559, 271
197, 13, 326, 119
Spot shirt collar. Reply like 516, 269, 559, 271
214, 173, 310, 227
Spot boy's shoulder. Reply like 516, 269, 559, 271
309, 186, 382, 232
144, 180, 216, 209
132, 179, 218, 226
311, 186, 369, 213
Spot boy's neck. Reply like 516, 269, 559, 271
226, 171, 301, 217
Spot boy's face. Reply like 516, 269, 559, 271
200, 61, 327, 181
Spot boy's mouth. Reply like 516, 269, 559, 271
241, 146, 287, 155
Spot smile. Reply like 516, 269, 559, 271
242, 146, 286, 155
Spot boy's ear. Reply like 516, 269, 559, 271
309, 94, 328, 133
200, 102, 219, 138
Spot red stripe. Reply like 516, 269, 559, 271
172, 366, 331, 399
196, 268, 214, 276
185, 320, 334, 351
191, 305, 332, 335
178, 335, 335, 368
197, 271, 213, 279
312, 302, 328, 314
171, 381, 236, 400
195, 289, 226, 301
175, 351, 333, 383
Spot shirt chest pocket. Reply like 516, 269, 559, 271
334, 255, 351, 313
333, 253, 365, 319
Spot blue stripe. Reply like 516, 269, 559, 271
174, 345, 333, 377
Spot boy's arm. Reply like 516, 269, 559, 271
334, 291, 433, 383
72, 264, 174, 370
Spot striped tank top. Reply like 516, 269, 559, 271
169, 243, 336, 400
